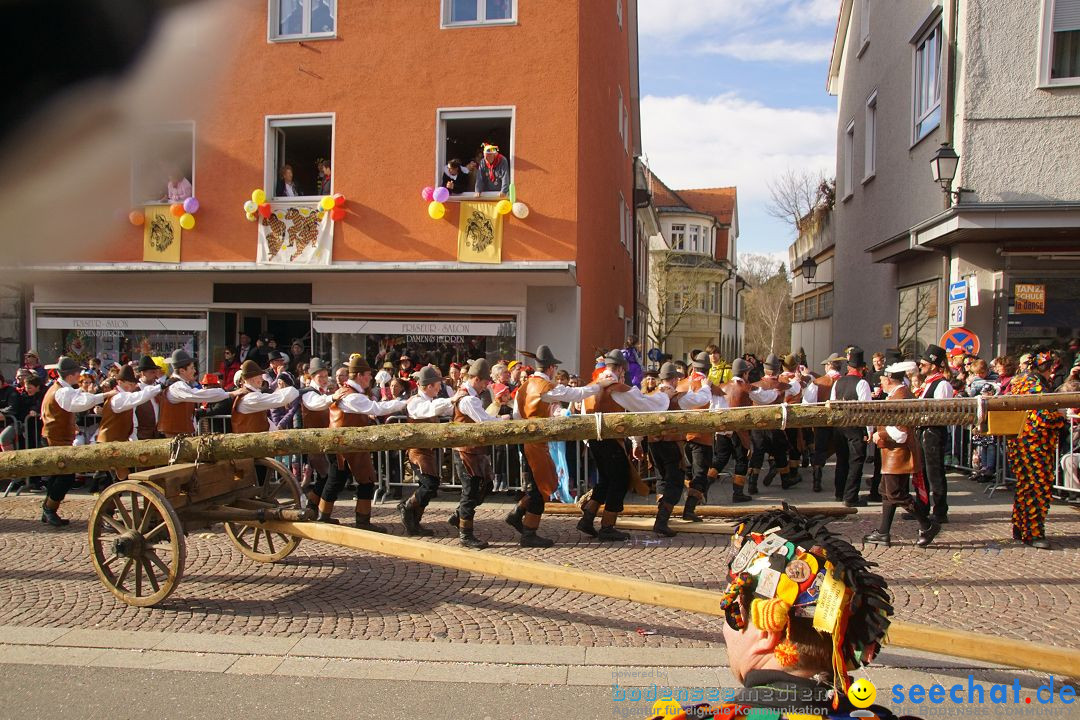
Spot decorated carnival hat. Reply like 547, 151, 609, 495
721, 506, 892, 703
467, 358, 491, 379
482, 143, 499, 154
604, 349, 628, 368
920, 344, 947, 367
1033, 350, 1056, 369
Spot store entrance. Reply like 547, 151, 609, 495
208, 310, 311, 366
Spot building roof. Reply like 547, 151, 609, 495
651, 174, 736, 226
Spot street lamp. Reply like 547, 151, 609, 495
930, 142, 971, 206
799, 256, 825, 284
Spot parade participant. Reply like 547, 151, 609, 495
646, 361, 713, 537
706, 343, 732, 386
830, 347, 873, 507
96, 365, 162, 482
473, 142, 510, 196
318, 355, 407, 530
399, 366, 455, 538
157, 350, 231, 438
579, 350, 671, 540
862, 361, 941, 548
508, 345, 614, 548
747, 354, 801, 494
779, 354, 809, 479
448, 358, 508, 549
298, 358, 333, 510
867, 349, 903, 502
39, 356, 105, 526
230, 360, 299, 434
681, 351, 723, 521
915, 344, 954, 523
1006, 351, 1065, 549
647, 508, 902, 720
802, 352, 845, 493
713, 358, 754, 505
133, 354, 163, 441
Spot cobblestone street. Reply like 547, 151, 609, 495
2, 469, 1077, 651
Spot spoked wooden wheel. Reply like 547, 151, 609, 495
89, 481, 186, 607
224, 458, 302, 563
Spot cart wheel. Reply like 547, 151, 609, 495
89, 481, 186, 607
224, 458, 302, 563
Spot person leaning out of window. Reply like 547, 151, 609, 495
473, 143, 509, 196
276, 164, 303, 198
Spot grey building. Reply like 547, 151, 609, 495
818, 0, 1080, 361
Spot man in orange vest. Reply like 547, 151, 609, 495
39, 356, 106, 526
299, 357, 334, 510
399, 365, 455, 538
801, 352, 845, 493
158, 349, 231, 437
509, 345, 615, 548
230, 360, 299, 434
96, 365, 162, 483
133, 354, 163, 441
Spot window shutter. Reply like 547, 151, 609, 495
1054, 0, 1080, 32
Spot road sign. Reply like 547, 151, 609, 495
949, 281, 968, 303
647, 348, 663, 363
940, 327, 980, 356
948, 301, 966, 328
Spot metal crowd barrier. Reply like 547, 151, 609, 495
1, 412, 43, 496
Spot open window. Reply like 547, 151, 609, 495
131, 122, 195, 206
442, 0, 516, 27
270, 0, 336, 41
437, 108, 512, 198
266, 115, 334, 201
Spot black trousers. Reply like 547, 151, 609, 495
837, 427, 867, 504
648, 440, 685, 506
587, 439, 630, 513
869, 444, 882, 498
451, 453, 493, 521
810, 426, 833, 467
321, 462, 353, 503
410, 466, 441, 508
749, 429, 788, 471
685, 441, 714, 499
713, 434, 749, 477
44, 439, 75, 503
918, 426, 949, 519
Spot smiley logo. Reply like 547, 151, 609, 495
847, 678, 877, 709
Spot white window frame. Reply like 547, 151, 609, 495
441, 0, 518, 28
131, 120, 196, 207
842, 119, 855, 200
268, 0, 337, 42
1039, 0, 1080, 87
670, 223, 686, 251
864, 91, 877, 182
622, 101, 630, 154
617, 86, 625, 145
911, 18, 943, 145
264, 113, 336, 202
616, 0, 623, 29
688, 224, 701, 253
624, 204, 633, 254
434, 106, 515, 199
619, 192, 627, 249
858, 0, 870, 56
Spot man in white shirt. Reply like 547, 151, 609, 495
830, 347, 875, 507
508, 345, 615, 548
230, 360, 300, 434
318, 355, 407, 530
299, 358, 334, 510
915, 343, 955, 523
747, 354, 802, 494
711, 358, 755, 504
399, 366, 455, 538
803, 352, 845, 493
133, 354, 163, 441
157, 349, 231, 437
97, 365, 162, 482
680, 352, 725, 522
39, 356, 106, 526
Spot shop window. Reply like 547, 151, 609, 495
131, 122, 195, 206
898, 280, 939, 360
35, 311, 208, 371
437, 108, 512, 197
1042, 0, 1080, 83
912, 20, 942, 143
267, 115, 333, 201
442, 0, 515, 27
270, 0, 335, 41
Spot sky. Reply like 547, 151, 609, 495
637, 0, 840, 262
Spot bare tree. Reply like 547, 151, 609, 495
647, 250, 717, 352
740, 258, 792, 358
766, 169, 833, 236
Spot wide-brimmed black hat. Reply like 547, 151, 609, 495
267, 350, 287, 363
920, 344, 946, 367
691, 351, 710, 370
137, 355, 158, 372
847, 346, 866, 368
535, 345, 561, 367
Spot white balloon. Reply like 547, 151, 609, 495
511, 202, 529, 219
243, 200, 257, 213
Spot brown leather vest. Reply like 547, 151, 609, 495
677, 376, 713, 445
648, 389, 687, 443
582, 383, 631, 414
751, 375, 787, 405
231, 388, 270, 434
515, 375, 555, 420
329, 384, 374, 475
812, 373, 838, 394
452, 394, 490, 457
877, 385, 919, 474
157, 379, 196, 435
97, 391, 135, 443
723, 379, 752, 408
134, 389, 158, 440
41, 382, 77, 446
407, 399, 441, 476
299, 387, 330, 429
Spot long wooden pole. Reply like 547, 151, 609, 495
543, 503, 857, 518
2, 394, 1076, 480
259, 520, 1080, 677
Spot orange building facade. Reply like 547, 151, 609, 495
24, 1, 644, 377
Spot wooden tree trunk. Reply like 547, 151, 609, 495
2, 393, 1076, 480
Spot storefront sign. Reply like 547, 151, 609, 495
36, 316, 208, 332
406, 335, 465, 344
313, 320, 510, 337
1014, 283, 1045, 314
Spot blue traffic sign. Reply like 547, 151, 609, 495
949, 281, 968, 303
647, 348, 663, 362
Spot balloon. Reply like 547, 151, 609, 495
432, 187, 450, 204
183, 197, 200, 214
179, 213, 196, 230
258, 203, 272, 218
333, 193, 346, 207
495, 199, 512, 215
427, 201, 445, 220
243, 200, 257, 213
252, 188, 266, 204
509, 183, 517, 204
128, 211, 145, 226
245, 212, 257, 222
511, 202, 529, 219
330, 207, 346, 221
319, 195, 335, 211
170, 203, 185, 218
421, 186, 434, 202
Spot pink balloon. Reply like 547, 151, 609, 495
432, 187, 450, 204
421, 186, 434, 202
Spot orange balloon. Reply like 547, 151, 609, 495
170, 203, 184, 218
128, 211, 145, 226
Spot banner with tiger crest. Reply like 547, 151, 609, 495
456, 201, 503, 264
256, 204, 333, 265
143, 206, 182, 263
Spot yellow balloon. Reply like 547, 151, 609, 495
428, 201, 446, 219
319, 195, 335, 211
179, 213, 196, 230
245, 212, 257, 222
252, 188, 266, 204
495, 199, 512, 215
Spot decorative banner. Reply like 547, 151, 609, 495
257, 204, 333, 265
1014, 283, 1046, 315
143, 206, 181, 263
457, 201, 503, 264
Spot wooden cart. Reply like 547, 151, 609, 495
87, 458, 311, 607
